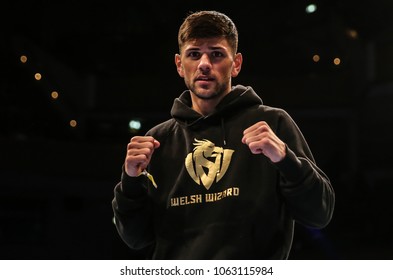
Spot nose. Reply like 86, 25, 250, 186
198, 53, 211, 72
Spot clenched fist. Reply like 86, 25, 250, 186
124, 136, 160, 177
242, 121, 286, 163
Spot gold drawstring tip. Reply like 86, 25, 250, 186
142, 170, 158, 188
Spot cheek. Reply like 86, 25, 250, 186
219, 62, 234, 73
180, 65, 194, 78
218, 65, 235, 78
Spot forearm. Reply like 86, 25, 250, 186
275, 147, 335, 228
112, 173, 155, 250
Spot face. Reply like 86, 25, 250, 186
175, 37, 242, 101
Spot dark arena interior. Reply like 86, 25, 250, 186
1, 0, 393, 259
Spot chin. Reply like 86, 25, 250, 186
194, 91, 219, 100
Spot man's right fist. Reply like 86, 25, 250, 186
124, 136, 160, 177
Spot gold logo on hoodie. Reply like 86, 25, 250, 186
185, 138, 234, 190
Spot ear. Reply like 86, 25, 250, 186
175, 54, 184, 77
231, 53, 243, 78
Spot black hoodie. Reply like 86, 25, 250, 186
112, 85, 335, 259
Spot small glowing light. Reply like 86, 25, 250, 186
20, 55, 28, 63
305, 4, 317, 14
347, 29, 358, 39
34, 73, 42, 80
333, 57, 341, 66
69, 119, 77, 127
129, 119, 142, 131
51, 91, 59, 99
312, 54, 320, 62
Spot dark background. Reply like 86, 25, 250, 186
1, 0, 393, 259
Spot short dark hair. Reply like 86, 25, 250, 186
178, 10, 238, 55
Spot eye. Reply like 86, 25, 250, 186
212, 51, 224, 58
187, 51, 201, 59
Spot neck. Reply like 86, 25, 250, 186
191, 95, 224, 116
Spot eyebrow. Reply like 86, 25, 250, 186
185, 46, 226, 52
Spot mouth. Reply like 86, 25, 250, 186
195, 76, 214, 83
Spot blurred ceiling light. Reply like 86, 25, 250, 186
20, 55, 27, 63
51, 91, 59, 100
305, 4, 317, 14
129, 119, 141, 131
34, 73, 42, 81
70, 119, 77, 128
346, 29, 359, 39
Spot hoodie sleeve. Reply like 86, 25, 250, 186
112, 167, 155, 250
273, 110, 335, 229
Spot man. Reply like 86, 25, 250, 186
112, 10, 335, 259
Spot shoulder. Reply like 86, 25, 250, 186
249, 105, 302, 135
252, 104, 294, 121
146, 118, 177, 137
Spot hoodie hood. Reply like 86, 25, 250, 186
170, 84, 263, 127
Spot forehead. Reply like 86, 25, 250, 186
182, 37, 231, 52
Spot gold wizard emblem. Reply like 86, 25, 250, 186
185, 138, 234, 190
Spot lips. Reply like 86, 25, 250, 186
195, 79, 214, 87
195, 76, 214, 82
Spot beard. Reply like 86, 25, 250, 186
186, 79, 229, 100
